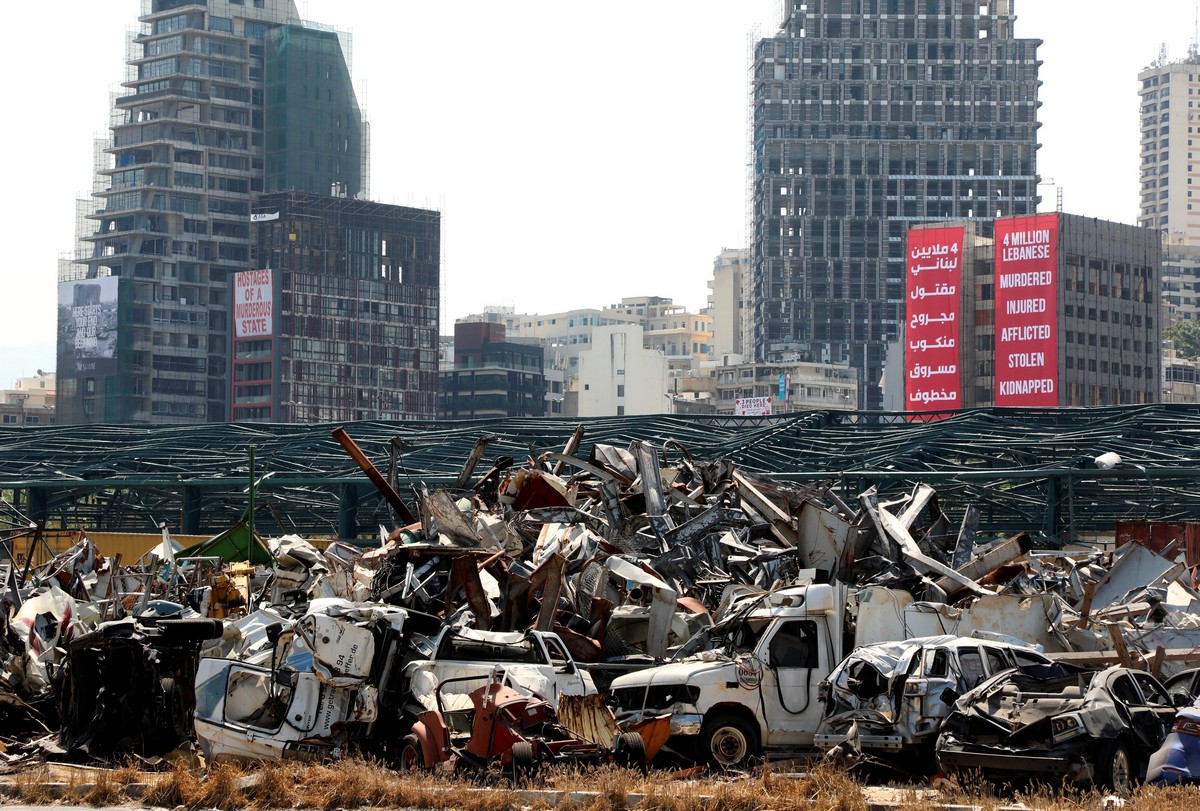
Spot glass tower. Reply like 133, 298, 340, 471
60, 0, 365, 424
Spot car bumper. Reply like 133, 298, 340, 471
815, 732, 904, 751
938, 745, 1085, 779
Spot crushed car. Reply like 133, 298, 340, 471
815, 635, 1052, 772
936, 663, 1177, 792
399, 671, 644, 777
56, 612, 224, 758
1146, 698, 1200, 784
402, 626, 596, 719
192, 598, 411, 762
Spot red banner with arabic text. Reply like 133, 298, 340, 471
905, 226, 964, 414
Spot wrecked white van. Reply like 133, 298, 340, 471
193, 599, 407, 762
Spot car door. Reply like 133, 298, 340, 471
1131, 671, 1177, 742
1111, 671, 1171, 752
756, 618, 824, 745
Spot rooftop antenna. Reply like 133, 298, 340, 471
1192, 3, 1200, 61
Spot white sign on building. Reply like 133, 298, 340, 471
234, 269, 273, 338
735, 396, 773, 416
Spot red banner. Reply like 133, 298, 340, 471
993, 214, 1059, 407
905, 226, 964, 413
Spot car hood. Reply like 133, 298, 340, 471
610, 658, 731, 690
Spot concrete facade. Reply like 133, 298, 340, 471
1138, 58, 1200, 244
748, 0, 1042, 410
576, 326, 669, 417
0, 373, 56, 426
707, 249, 746, 358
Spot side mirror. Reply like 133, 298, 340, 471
940, 687, 961, 704
277, 669, 297, 688
554, 663, 575, 675
265, 623, 284, 646
1173, 693, 1191, 708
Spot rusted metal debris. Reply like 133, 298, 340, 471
0, 424, 1197, 778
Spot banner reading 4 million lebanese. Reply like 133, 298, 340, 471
994, 214, 1059, 407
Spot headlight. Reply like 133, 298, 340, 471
1051, 712, 1085, 743
903, 679, 928, 697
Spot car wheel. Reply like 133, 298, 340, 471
398, 733, 425, 773
701, 714, 759, 771
1095, 740, 1135, 794
615, 731, 647, 773
511, 741, 538, 783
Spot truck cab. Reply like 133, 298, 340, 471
610, 584, 847, 768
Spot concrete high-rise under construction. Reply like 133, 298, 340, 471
58, 0, 370, 424
748, 0, 1042, 408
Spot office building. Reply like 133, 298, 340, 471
749, 0, 1042, 409
234, 191, 440, 422
59, 0, 367, 424
439, 322, 545, 419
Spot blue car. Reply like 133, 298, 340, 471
1146, 703, 1200, 784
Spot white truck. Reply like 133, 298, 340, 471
610, 584, 848, 769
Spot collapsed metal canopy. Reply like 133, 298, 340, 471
1, 404, 1199, 540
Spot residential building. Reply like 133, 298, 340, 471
576, 326, 669, 417
748, 0, 1042, 409
233, 191, 440, 422
456, 296, 715, 410
439, 322, 545, 419
710, 358, 857, 415
1161, 239, 1200, 324
1163, 346, 1200, 403
59, 0, 367, 424
0, 373, 56, 426
1138, 54, 1200, 244
707, 249, 746, 357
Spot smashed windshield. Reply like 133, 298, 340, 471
671, 619, 769, 661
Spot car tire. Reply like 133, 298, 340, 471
615, 731, 647, 773
511, 741, 538, 783
398, 733, 425, 773
1095, 739, 1136, 794
701, 713, 759, 771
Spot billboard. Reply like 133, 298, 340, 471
993, 214, 1059, 407
57, 277, 119, 375
234, 269, 273, 339
905, 226, 965, 413
735, 396, 772, 416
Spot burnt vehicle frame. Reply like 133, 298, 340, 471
936, 663, 1176, 791
55, 616, 224, 757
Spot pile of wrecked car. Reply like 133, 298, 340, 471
0, 424, 1199, 792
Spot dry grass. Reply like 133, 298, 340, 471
10, 755, 1200, 811
11, 765, 57, 805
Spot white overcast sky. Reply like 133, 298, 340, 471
2, 1, 1197, 384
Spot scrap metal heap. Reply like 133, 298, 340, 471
0, 426, 1196, 770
